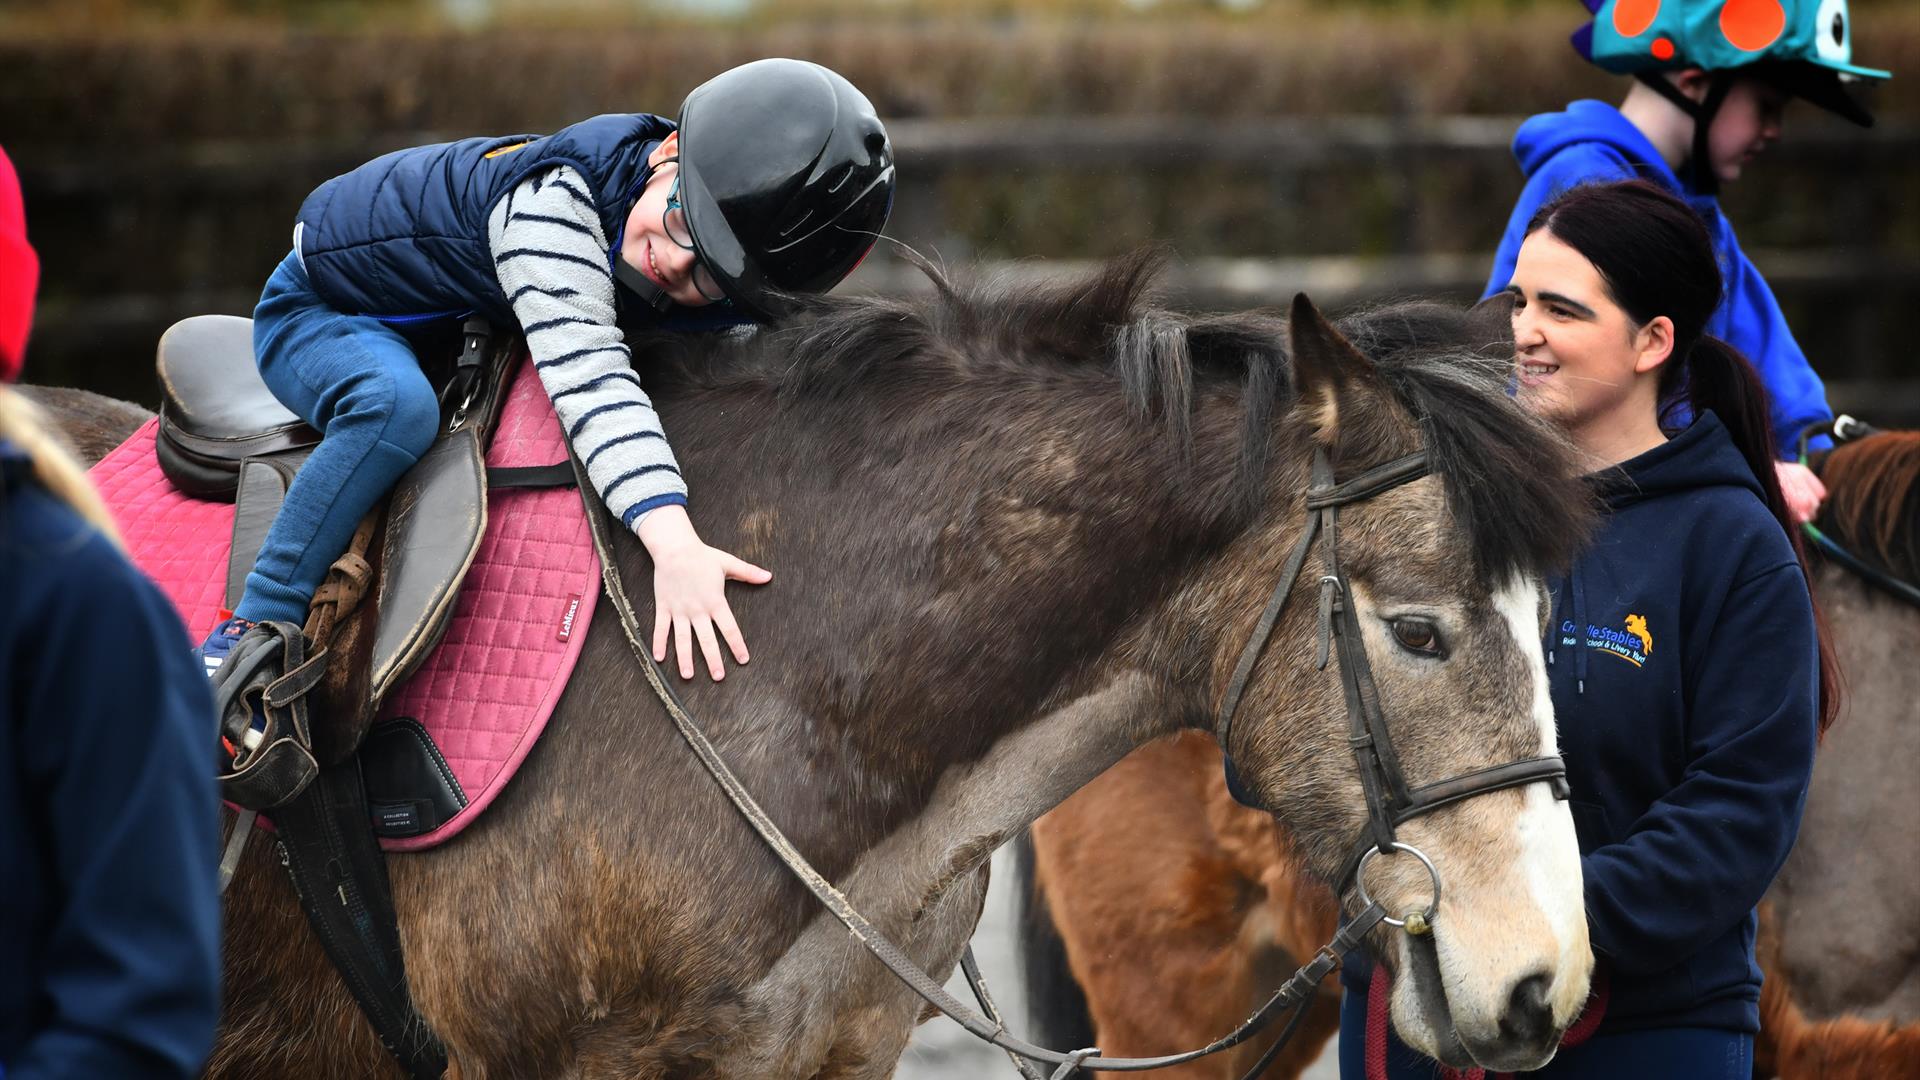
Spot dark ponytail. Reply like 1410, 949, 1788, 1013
1528, 179, 1841, 736
1679, 338, 1787, 528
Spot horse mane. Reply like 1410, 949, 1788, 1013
636, 248, 1589, 585
1818, 431, 1920, 584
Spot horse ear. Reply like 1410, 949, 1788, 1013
1465, 291, 1517, 362
1287, 293, 1384, 446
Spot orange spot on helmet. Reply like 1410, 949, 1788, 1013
1613, 0, 1662, 39
1720, 0, 1787, 53
1650, 36, 1677, 60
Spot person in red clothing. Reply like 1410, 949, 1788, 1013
0, 145, 35, 383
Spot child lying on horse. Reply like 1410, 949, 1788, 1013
199, 58, 895, 686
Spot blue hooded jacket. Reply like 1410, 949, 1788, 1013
1345, 412, 1818, 1040
1484, 101, 1832, 457
0, 444, 221, 1079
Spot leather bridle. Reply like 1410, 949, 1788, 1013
1217, 446, 1570, 922
574, 440, 1571, 1079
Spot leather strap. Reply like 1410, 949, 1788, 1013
568, 445, 1380, 1074
1336, 756, 1569, 893
486, 462, 578, 489
272, 761, 449, 1079
1304, 451, 1430, 510
1216, 511, 1321, 753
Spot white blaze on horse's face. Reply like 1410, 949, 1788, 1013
1374, 574, 1591, 1072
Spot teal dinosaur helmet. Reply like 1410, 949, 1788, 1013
1575, 0, 1890, 125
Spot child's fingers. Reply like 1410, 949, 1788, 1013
722, 554, 773, 584
652, 605, 670, 663
694, 618, 726, 681
673, 614, 695, 679
714, 605, 750, 665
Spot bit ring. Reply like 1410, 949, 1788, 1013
1354, 841, 1442, 932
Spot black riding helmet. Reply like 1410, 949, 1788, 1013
659, 59, 894, 323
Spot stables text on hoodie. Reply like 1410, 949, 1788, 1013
1547, 411, 1817, 1034
1484, 100, 1832, 457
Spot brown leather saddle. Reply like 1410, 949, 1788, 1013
156, 314, 546, 1078
157, 314, 517, 769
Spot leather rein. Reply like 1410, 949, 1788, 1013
571, 441, 1568, 1078
1796, 414, 1920, 609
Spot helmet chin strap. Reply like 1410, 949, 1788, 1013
618, 257, 679, 315
1634, 70, 1734, 196
614, 257, 677, 315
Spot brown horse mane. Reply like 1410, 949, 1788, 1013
636, 248, 1590, 585
1817, 431, 1920, 585
1756, 902, 1920, 1078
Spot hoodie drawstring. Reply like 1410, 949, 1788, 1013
1545, 564, 1590, 696
1570, 560, 1588, 696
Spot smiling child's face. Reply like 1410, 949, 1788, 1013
620, 132, 717, 308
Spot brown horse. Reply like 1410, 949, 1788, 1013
1023, 731, 1342, 1080
1021, 425, 1920, 1080
45, 254, 1597, 1078
1757, 429, 1920, 1079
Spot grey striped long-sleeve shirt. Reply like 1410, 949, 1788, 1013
489, 165, 685, 528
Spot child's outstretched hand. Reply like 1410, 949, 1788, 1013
1774, 460, 1827, 525
635, 504, 772, 681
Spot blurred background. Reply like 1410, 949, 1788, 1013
0, 2, 1913, 1073
2, 0, 1915, 420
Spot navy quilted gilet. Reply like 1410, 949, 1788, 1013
295, 112, 676, 326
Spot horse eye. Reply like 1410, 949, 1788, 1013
1391, 618, 1443, 657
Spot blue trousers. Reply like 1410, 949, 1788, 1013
1337, 989, 1753, 1080
233, 253, 441, 627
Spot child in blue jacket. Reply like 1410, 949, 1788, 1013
202, 59, 895, 686
1486, 0, 1890, 524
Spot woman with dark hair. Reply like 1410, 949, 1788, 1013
1485, 0, 1894, 527
1340, 178, 1833, 1078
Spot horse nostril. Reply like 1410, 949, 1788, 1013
1499, 972, 1554, 1046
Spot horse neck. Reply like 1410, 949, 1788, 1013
632, 369, 1300, 896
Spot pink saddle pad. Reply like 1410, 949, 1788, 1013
89, 355, 600, 850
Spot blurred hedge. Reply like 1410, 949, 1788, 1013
3, 9, 1914, 407
3, 9, 1913, 152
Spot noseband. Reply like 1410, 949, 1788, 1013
1217, 445, 1570, 927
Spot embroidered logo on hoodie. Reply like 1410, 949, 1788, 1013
1561, 615, 1652, 668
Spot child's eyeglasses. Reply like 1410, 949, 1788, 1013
662, 167, 729, 305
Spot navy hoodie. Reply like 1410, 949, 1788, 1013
1483, 101, 1832, 457
0, 444, 221, 1078
1344, 413, 1818, 1042
1551, 412, 1817, 1034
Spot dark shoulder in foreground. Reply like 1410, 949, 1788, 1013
1, 470, 171, 631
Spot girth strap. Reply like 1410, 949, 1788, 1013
271, 762, 450, 1079
486, 462, 578, 489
